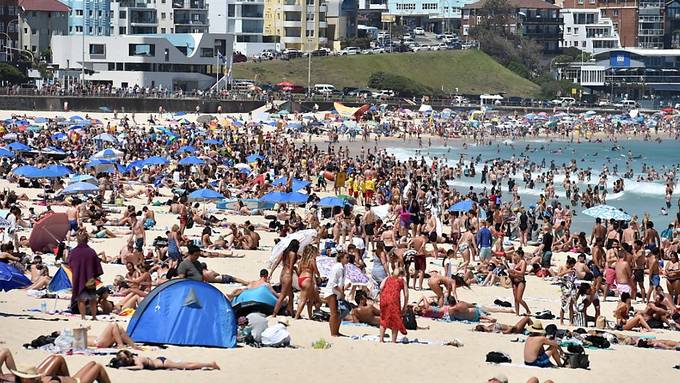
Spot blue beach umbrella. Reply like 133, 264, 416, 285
204, 139, 223, 145
178, 156, 205, 166
44, 165, 73, 177
246, 154, 265, 163
7, 142, 31, 152
0, 263, 31, 292
92, 148, 123, 160
69, 174, 96, 184
0, 148, 15, 158
142, 156, 169, 166
177, 145, 197, 154
188, 188, 224, 201
62, 181, 99, 195
319, 196, 346, 208
260, 191, 308, 205
93, 133, 118, 143
582, 205, 631, 221
448, 199, 473, 213
271, 177, 311, 192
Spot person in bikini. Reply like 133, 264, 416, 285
108, 350, 219, 371
0, 348, 111, 383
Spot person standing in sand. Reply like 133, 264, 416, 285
270, 239, 299, 318
614, 241, 633, 297
325, 251, 350, 337
379, 267, 408, 343
68, 231, 103, 320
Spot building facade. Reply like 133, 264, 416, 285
0, 0, 20, 61
263, 0, 328, 50
18, 0, 69, 58
325, 0, 358, 49
208, 0, 276, 56
110, 0, 157, 35
560, 47, 680, 103
63, 0, 110, 35
51, 33, 233, 89
357, 0, 386, 27
381, 0, 475, 33
561, 0, 637, 48
667, 0, 680, 48
638, 0, 664, 48
165, 0, 208, 33
462, 0, 562, 53
560, 8, 620, 53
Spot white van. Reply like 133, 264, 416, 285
314, 84, 336, 95
619, 99, 638, 109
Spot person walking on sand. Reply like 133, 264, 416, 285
325, 251, 350, 337
68, 231, 103, 320
379, 267, 409, 343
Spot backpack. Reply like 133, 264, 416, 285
584, 335, 610, 349
566, 353, 590, 369
402, 309, 418, 330
485, 351, 512, 364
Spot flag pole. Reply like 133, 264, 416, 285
216, 52, 220, 94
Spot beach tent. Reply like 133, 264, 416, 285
232, 285, 278, 317
0, 262, 31, 292
127, 279, 237, 348
48, 266, 72, 292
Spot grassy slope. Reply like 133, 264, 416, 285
232, 50, 540, 97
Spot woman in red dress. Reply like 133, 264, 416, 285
379, 267, 409, 342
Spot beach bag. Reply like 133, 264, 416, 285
595, 316, 607, 329
402, 309, 418, 330
261, 324, 291, 348
485, 352, 512, 364
566, 353, 589, 369
185, 215, 194, 229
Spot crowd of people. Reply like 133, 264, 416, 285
1, 105, 680, 382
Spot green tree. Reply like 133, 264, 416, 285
475, 0, 515, 36
0, 63, 26, 84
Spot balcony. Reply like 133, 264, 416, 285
523, 17, 563, 24
283, 5, 302, 11
638, 28, 664, 36
283, 20, 302, 27
175, 18, 208, 25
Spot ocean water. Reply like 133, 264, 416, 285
389, 138, 680, 233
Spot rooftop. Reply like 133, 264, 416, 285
19, 0, 70, 12
464, 0, 559, 9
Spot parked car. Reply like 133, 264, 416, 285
551, 97, 576, 106
372, 89, 395, 98
309, 49, 328, 57
447, 42, 462, 50
431, 43, 449, 51
313, 84, 336, 95
348, 88, 374, 97
413, 27, 425, 35
339, 46, 361, 55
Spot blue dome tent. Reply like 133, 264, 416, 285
126, 280, 237, 348
232, 285, 278, 317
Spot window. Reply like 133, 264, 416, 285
161, 27, 166, 33
76, 9, 83, 16
98, 10, 102, 16
88, 10, 92, 16
119, 26, 126, 34
23, 28, 28, 34
88, 26, 93, 33
164, 48, 169, 61
120, 11, 126, 19
89, 44, 105, 55
32, 29, 36, 35
613, 9, 619, 16
161, 12, 166, 19
200, 48, 214, 57
567, 27, 571, 33
228, 4, 235, 17
129, 43, 155, 56
0, 7, 4, 15
31, 45, 36, 52
8, 6, 16, 15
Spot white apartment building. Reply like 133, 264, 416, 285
208, 0, 276, 56
51, 33, 233, 90
110, 0, 208, 35
560, 8, 620, 53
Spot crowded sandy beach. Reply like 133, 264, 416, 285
0, 104, 679, 383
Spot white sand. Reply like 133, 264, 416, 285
0, 110, 679, 383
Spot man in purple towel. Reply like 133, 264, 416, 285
68, 231, 103, 320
